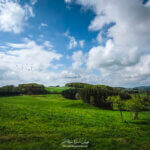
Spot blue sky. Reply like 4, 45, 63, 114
0, 0, 150, 87
0, 0, 95, 50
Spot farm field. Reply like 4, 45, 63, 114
0, 94, 150, 150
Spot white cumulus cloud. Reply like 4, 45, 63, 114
72, 50, 85, 69
64, 0, 150, 87
0, 0, 34, 34
0, 39, 62, 86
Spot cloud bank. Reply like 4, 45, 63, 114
0, 39, 62, 86
65, 0, 150, 87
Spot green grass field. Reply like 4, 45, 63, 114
0, 94, 150, 150
45, 86, 71, 93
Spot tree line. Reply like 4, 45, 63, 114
0, 83, 48, 96
62, 83, 131, 109
62, 83, 150, 121
65, 82, 91, 88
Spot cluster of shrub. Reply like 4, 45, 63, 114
0, 83, 48, 96
79, 85, 131, 109
62, 82, 150, 121
62, 83, 130, 109
0, 85, 20, 96
107, 94, 150, 122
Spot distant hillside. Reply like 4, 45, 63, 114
133, 86, 150, 91
114, 87, 127, 90
114, 86, 150, 91
65, 82, 92, 88
65, 83, 150, 91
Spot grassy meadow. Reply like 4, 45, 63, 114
0, 94, 150, 150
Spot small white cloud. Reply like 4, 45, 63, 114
43, 41, 53, 49
64, 31, 78, 49
64, 0, 72, 3
97, 32, 103, 44
24, 4, 34, 17
0, 45, 7, 49
30, 0, 38, 5
88, 15, 112, 31
79, 40, 85, 48
28, 34, 33, 38
0, 0, 34, 34
39, 23, 48, 29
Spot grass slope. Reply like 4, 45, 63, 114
0, 94, 150, 150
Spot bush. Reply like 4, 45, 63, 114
107, 94, 150, 121
107, 95, 127, 122
18, 83, 47, 95
62, 88, 80, 99
0, 83, 49, 96
79, 85, 130, 109
126, 95, 150, 120
0, 85, 20, 96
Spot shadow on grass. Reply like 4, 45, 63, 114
64, 103, 112, 112
128, 119, 150, 125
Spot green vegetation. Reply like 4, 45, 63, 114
45, 86, 71, 94
126, 95, 150, 120
18, 83, 47, 95
107, 96, 126, 122
79, 85, 130, 109
0, 83, 47, 96
107, 95, 150, 122
0, 85, 19, 96
0, 94, 150, 150
65, 82, 91, 88
62, 88, 80, 99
